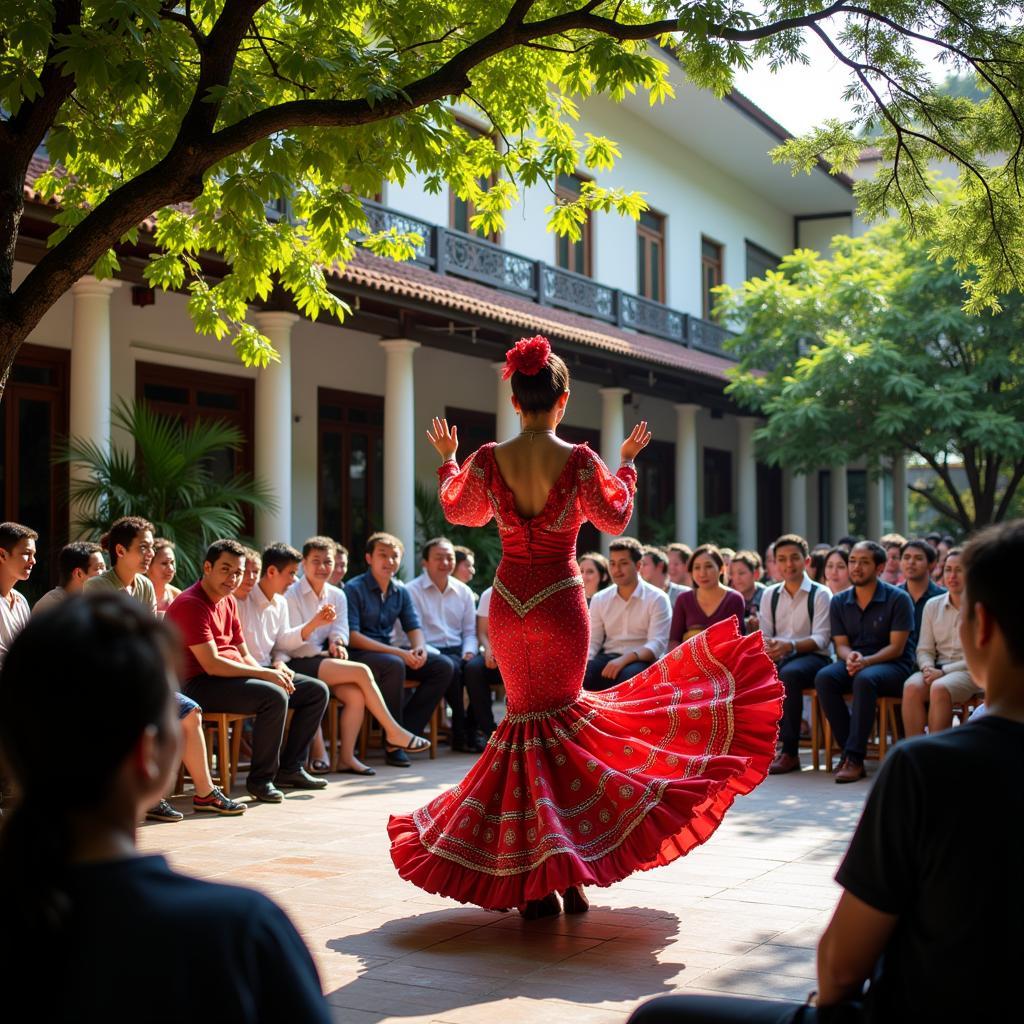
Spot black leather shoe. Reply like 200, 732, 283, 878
451, 734, 485, 754
246, 781, 284, 803
385, 749, 411, 768
275, 767, 328, 790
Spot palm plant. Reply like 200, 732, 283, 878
56, 398, 277, 581
414, 480, 501, 591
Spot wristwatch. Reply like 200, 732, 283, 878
620, 458, 636, 469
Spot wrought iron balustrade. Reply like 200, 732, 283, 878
688, 316, 736, 357
619, 293, 686, 344
439, 228, 537, 296
539, 265, 617, 323
358, 199, 435, 266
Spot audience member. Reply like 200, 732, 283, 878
85, 516, 157, 613
0, 523, 36, 669
346, 532, 452, 767
278, 539, 432, 773
898, 539, 944, 646
452, 545, 475, 586
584, 537, 670, 692
146, 538, 181, 614
815, 541, 915, 783
579, 551, 611, 603
669, 544, 745, 647
407, 537, 493, 753
165, 539, 329, 802
924, 530, 942, 547
837, 534, 859, 550
0, 592, 330, 1022
879, 532, 906, 585
728, 550, 765, 633
32, 540, 103, 616
640, 544, 689, 613
902, 547, 981, 736
463, 584, 503, 721
807, 549, 827, 584
718, 547, 735, 577
328, 541, 348, 588
824, 545, 850, 595
235, 547, 261, 601
760, 535, 832, 775
666, 542, 693, 588
932, 534, 955, 582
625, 518, 1024, 1024
763, 541, 782, 584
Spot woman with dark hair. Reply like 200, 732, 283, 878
824, 545, 851, 595
0, 593, 329, 1022
808, 549, 828, 584
669, 544, 746, 646
578, 551, 611, 602
389, 335, 781, 919
146, 537, 181, 614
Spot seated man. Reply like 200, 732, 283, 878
902, 547, 981, 736
584, 537, 671, 692
898, 538, 945, 647
328, 541, 349, 588
0, 522, 37, 669
165, 539, 330, 803
407, 537, 493, 753
464, 583, 503, 731
346, 532, 452, 767
666, 542, 693, 589
626, 519, 1024, 1024
879, 532, 906, 585
815, 541, 915, 783
760, 534, 832, 775
728, 549, 766, 633
32, 540, 105, 615
639, 544, 689, 615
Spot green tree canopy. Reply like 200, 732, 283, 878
718, 217, 1024, 532
1, 2, 1023, 395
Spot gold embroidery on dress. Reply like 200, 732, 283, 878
493, 575, 583, 620
546, 485, 578, 532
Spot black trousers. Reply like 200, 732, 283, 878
628, 995, 862, 1024
347, 650, 452, 736
777, 652, 831, 756
183, 672, 329, 786
437, 647, 496, 740
583, 651, 649, 692
462, 653, 500, 735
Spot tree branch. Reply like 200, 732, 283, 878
995, 460, 1024, 521
907, 482, 968, 529
911, 445, 972, 525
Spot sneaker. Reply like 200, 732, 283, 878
146, 799, 184, 823
193, 787, 246, 816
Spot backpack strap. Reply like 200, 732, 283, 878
772, 581, 823, 645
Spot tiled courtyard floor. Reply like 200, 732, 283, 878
139, 748, 871, 1024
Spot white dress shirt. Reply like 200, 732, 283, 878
588, 578, 671, 660
477, 586, 493, 619
758, 575, 832, 653
0, 588, 30, 668
917, 593, 967, 673
237, 583, 305, 667
284, 576, 348, 657
406, 572, 478, 656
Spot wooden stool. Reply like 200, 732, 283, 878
325, 696, 369, 771
201, 712, 251, 793
800, 688, 824, 771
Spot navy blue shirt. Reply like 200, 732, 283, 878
829, 579, 916, 669
899, 579, 946, 646
11, 855, 330, 1022
345, 571, 422, 644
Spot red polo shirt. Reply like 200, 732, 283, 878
165, 580, 245, 681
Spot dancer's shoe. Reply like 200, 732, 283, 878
561, 886, 589, 914
520, 892, 562, 919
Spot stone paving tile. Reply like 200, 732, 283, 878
137, 744, 869, 1023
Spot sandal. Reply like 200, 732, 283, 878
310, 759, 331, 774
386, 733, 431, 754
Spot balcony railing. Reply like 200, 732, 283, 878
348, 198, 737, 358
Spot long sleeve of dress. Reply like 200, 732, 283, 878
438, 448, 494, 527
577, 446, 636, 535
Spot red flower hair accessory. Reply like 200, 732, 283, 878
502, 335, 552, 380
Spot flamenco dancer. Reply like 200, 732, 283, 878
388, 336, 783, 918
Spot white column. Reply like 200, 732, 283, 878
830, 464, 849, 542
786, 470, 808, 541
493, 361, 518, 442
253, 311, 298, 545
599, 387, 628, 548
866, 471, 885, 541
892, 454, 908, 535
675, 403, 700, 545
69, 276, 121, 532
380, 339, 420, 569
736, 416, 758, 550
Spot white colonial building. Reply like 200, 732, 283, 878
8, 57, 908, 591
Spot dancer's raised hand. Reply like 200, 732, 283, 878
621, 421, 652, 462
427, 416, 459, 461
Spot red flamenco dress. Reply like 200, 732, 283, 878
388, 442, 782, 910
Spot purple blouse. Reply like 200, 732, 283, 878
669, 587, 746, 646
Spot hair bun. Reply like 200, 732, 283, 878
502, 335, 551, 380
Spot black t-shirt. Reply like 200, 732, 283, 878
14, 855, 330, 1022
836, 715, 1024, 1022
